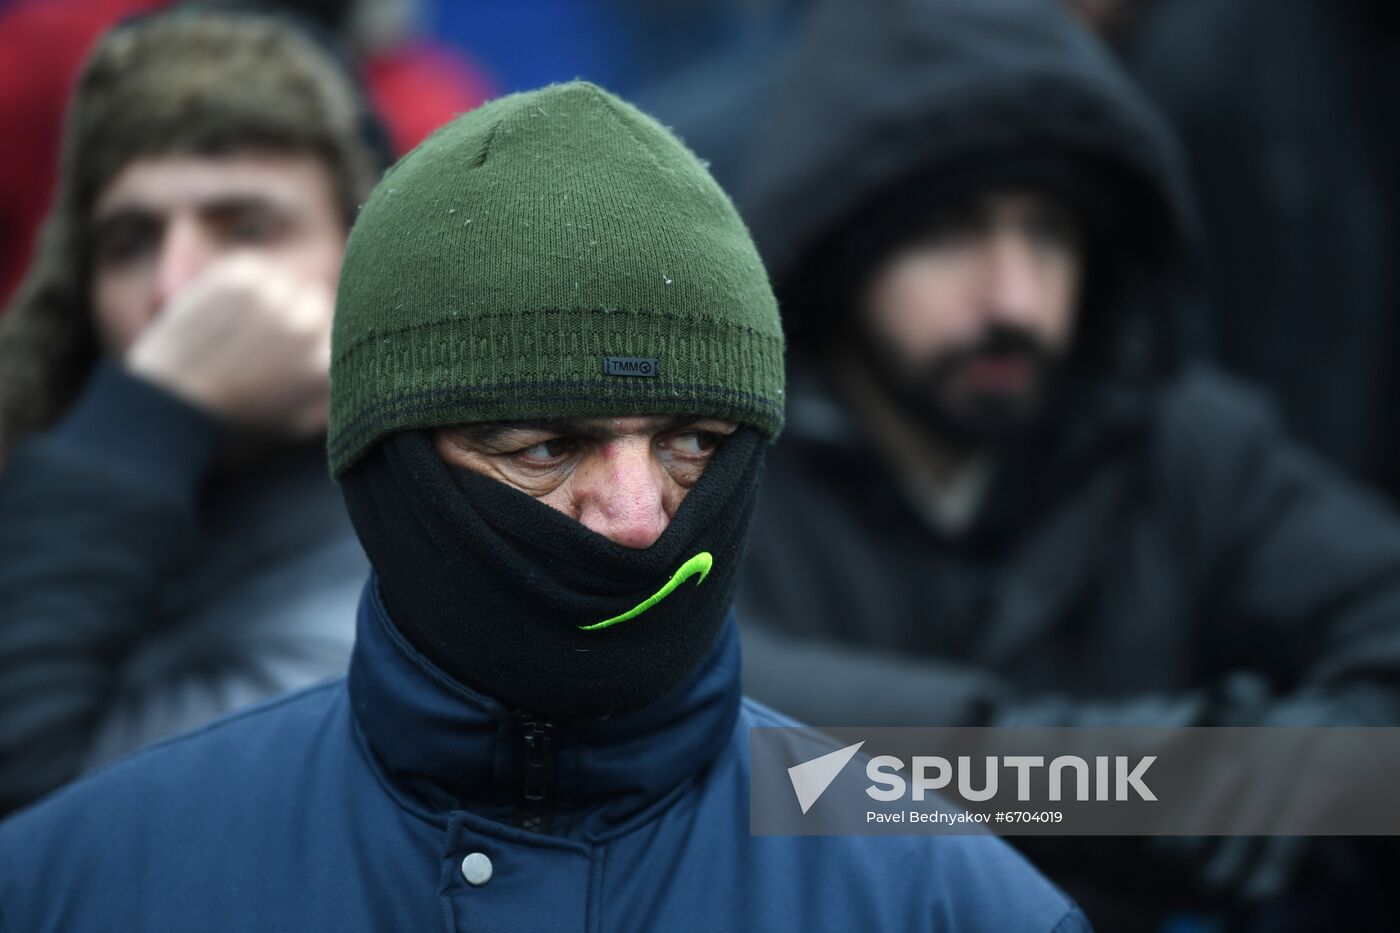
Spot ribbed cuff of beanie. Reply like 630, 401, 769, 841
327, 311, 785, 477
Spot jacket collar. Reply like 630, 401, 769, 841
347, 577, 741, 839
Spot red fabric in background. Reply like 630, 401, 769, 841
0, 0, 495, 310
365, 41, 494, 158
0, 0, 161, 311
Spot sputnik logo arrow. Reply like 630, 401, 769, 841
788, 741, 865, 814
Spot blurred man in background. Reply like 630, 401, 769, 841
735, 0, 1400, 927
0, 10, 387, 816
0, 0, 494, 308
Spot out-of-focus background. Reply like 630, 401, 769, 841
4, 0, 1398, 505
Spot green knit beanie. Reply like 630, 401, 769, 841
328, 81, 785, 477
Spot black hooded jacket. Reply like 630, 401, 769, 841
734, 0, 1400, 920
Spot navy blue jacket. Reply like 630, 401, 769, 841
0, 582, 1088, 932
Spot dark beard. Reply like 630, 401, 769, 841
857, 323, 1063, 450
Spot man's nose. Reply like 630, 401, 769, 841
152, 216, 213, 312
572, 440, 672, 549
980, 233, 1044, 326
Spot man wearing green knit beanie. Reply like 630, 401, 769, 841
331, 79, 787, 724
0, 82, 1087, 932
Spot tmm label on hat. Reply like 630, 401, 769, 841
604, 357, 660, 378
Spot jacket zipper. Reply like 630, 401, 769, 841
513, 714, 557, 833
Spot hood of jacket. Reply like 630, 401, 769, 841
739, 0, 1197, 373
744, 0, 1192, 305
0, 10, 389, 466
737, 0, 1200, 541
348, 577, 742, 837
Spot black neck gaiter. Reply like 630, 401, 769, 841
340, 428, 765, 721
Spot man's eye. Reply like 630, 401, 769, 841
96, 228, 158, 265
667, 431, 721, 456
223, 210, 286, 244
1027, 213, 1080, 253
914, 208, 982, 250
516, 438, 577, 463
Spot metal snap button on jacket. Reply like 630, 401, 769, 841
460, 852, 493, 887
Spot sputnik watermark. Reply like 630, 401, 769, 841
878, 810, 987, 824
865, 753, 1156, 802
787, 741, 865, 814
788, 743, 1155, 816
752, 727, 1400, 836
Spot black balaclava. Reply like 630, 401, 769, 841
341, 427, 765, 722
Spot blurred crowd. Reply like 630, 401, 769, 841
1, 1, 1398, 931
